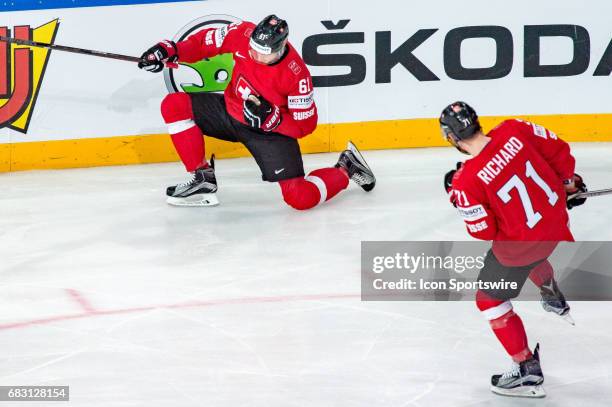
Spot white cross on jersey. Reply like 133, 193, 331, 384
237, 84, 252, 100
236, 76, 257, 100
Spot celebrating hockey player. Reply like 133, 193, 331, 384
440, 102, 587, 397
138, 15, 375, 208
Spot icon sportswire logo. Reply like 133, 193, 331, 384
164, 14, 240, 95
0, 19, 59, 133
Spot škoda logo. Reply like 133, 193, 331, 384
0, 19, 58, 133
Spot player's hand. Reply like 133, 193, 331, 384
444, 162, 463, 193
138, 40, 177, 73
566, 173, 587, 210
243, 95, 281, 132
444, 162, 463, 208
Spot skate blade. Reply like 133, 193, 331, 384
166, 193, 219, 207
542, 302, 575, 325
347, 141, 372, 172
347, 140, 376, 191
491, 384, 546, 398
562, 313, 576, 326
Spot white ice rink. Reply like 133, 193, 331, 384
1, 144, 611, 406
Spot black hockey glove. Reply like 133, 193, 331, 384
243, 95, 281, 132
138, 40, 177, 73
444, 162, 463, 208
566, 173, 587, 210
444, 162, 463, 193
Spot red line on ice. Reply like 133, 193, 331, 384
64, 288, 97, 313
0, 293, 359, 331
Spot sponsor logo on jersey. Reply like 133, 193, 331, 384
164, 15, 240, 95
0, 19, 58, 133
457, 204, 488, 221
288, 93, 314, 109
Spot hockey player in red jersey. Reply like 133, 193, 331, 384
138, 15, 375, 208
440, 102, 587, 397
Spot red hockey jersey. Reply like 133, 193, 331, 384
175, 21, 317, 139
450, 119, 575, 265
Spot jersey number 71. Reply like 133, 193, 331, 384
497, 160, 559, 229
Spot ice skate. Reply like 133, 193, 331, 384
335, 141, 376, 191
540, 279, 574, 325
166, 156, 219, 207
491, 344, 546, 398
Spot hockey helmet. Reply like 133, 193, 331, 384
439, 101, 481, 153
249, 15, 289, 56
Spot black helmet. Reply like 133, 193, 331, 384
250, 14, 289, 55
439, 102, 481, 150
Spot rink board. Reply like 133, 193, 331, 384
1, 0, 611, 171
5, 113, 612, 171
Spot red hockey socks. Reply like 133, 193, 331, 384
528, 260, 554, 288
476, 290, 532, 363
279, 168, 349, 210
161, 93, 207, 172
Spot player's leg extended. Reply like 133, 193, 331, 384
239, 131, 374, 210
279, 141, 376, 210
280, 168, 349, 210
236, 130, 345, 210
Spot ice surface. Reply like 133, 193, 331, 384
1, 144, 611, 406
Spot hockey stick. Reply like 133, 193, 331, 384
568, 188, 612, 200
0, 35, 178, 68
